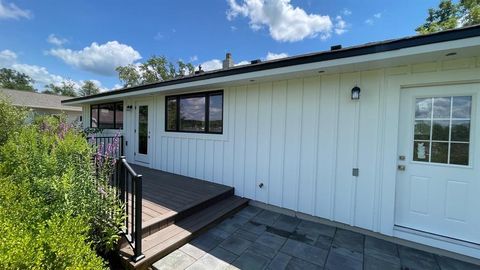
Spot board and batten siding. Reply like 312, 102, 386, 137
147, 69, 386, 233
102, 56, 480, 241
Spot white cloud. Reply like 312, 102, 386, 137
49, 41, 142, 76
0, 0, 31, 20
199, 59, 222, 71
365, 12, 382, 25
0, 49, 17, 66
265, 52, 288, 60
342, 8, 352, 16
190, 55, 198, 62
235, 60, 250, 66
154, 32, 164, 40
47, 34, 68, 46
334, 16, 347, 35
226, 0, 334, 42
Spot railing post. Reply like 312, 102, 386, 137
120, 135, 124, 157
132, 174, 145, 262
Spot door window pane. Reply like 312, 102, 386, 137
99, 104, 115, 129
431, 120, 450, 141
115, 102, 123, 129
450, 143, 469, 165
415, 98, 432, 118
414, 120, 430, 140
433, 97, 451, 118
451, 120, 470, 142
412, 96, 472, 166
452, 96, 472, 118
209, 94, 223, 133
166, 97, 177, 131
138, 106, 148, 155
179, 96, 205, 131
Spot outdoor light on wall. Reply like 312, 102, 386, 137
126, 105, 133, 111
351, 86, 361, 100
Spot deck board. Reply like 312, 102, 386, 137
130, 165, 233, 227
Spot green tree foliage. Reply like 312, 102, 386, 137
116, 55, 195, 87
416, 0, 480, 34
0, 96, 28, 145
0, 68, 35, 91
0, 103, 124, 269
79, 80, 100, 97
44, 81, 78, 97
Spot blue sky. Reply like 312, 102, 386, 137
0, 0, 440, 91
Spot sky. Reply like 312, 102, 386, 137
0, 0, 441, 92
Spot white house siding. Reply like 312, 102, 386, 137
113, 56, 480, 257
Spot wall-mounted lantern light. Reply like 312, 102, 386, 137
126, 105, 133, 111
351, 86, 361, 100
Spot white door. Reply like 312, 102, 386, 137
395, 83, 480, 244
134, 101, 153, 164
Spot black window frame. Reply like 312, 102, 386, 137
90, 101, 124, 129
165, 90, 224, 134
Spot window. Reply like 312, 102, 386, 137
413, 96, 471, 166
166, 91, 223, 134
90, 102, 123, 129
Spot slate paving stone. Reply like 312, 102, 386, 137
152, 250, 196, 270
190, 230, 226, 252
268, 252, 293, 270
287, 257, 324, 270
220, 235, 253, 255
247, 242, 278, 259
233, 229, 259, 242
313, 235, 334, 250
236, 206, 262, 219
231, 250, 271, 270
325, 246, 363, 270
242, 221, 267, 235
364, 254, 401, 270
180, 243, 207, 259
209, 228, 232, 239
251, 209, 280, 226
256, 231, 287, 252
332, 228, 364, 254
435, 255, 480, 270
208, 247, 239, 264
271, 214, 301, 233
364, 236, 399, 262
185, 253, 231, 270
216, 215, 250, 234
281, 238, 329, 266
398, 245, 440, 270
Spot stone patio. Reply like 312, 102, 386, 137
151, 206, 480, 270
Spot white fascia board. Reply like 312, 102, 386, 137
66, 36, 480, 105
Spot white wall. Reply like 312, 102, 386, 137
111, 56, 480, 256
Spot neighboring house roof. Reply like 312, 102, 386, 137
0, 88, 82, 112
63, 24, 480, 105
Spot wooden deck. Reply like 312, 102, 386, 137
120, 165, 248, 269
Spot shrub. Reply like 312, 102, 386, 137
0, 113, 124, 269
0, 95, 28, 146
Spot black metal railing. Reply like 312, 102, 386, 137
116, 156, 144, 262
87, 135, 124, 158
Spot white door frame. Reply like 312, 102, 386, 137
133, 99, 153, 165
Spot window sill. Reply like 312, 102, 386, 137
159, 131, 227, 141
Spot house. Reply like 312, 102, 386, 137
0, 88, 82, 123
63, 25, 480, 264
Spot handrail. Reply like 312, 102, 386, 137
87, 135, 124, 157
118, 156, 144, 262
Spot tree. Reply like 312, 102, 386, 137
44, 81, 77, 97
116, 55, 195, 87
79, 80, 100, 97
0, 68, 35, 91
416, 0, 480, 34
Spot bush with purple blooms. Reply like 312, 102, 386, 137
0, 99, 124, 269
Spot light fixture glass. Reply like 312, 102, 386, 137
351, 86, 361, 100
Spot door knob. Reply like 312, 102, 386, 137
397, 165, 406, 171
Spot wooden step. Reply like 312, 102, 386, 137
119, 195, 249, 270
140, 187, 234, 238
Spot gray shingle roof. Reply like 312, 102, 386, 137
0, 88, 82, 112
